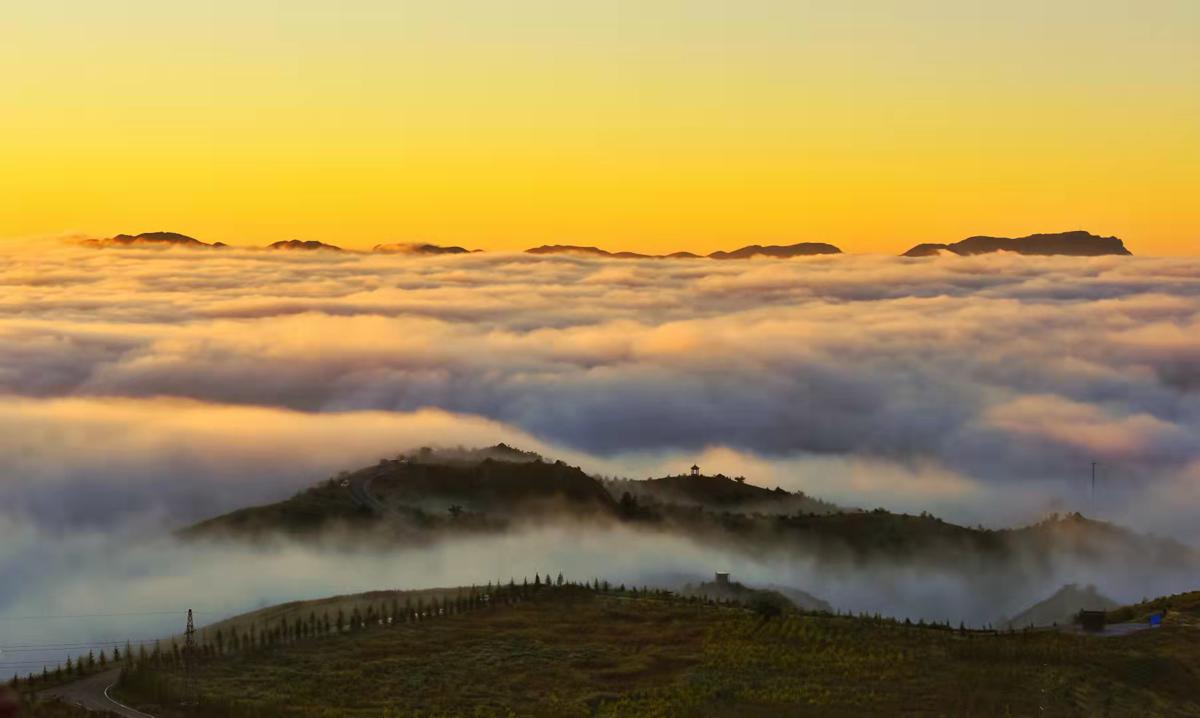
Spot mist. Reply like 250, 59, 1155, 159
4, 509, 1195, 677
2, 241, 1198, 674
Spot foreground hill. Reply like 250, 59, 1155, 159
106, 582, 1200, 717
903, 230, 1132, 257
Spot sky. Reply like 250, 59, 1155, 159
3, 1, 1198, 254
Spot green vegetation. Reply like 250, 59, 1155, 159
112, 582, 1200, 717
23, 700, 108, 717
179, 449, 1195, 588
2, 685, 108, 718
1107, 590, 1200, 627
604, 472, 841, 516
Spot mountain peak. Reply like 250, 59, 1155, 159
80, 231, 218, 248
267, 239, 343, 252
902, 231, 1131, 257
373, 242, 474, 255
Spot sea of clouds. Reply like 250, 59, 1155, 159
1, 241, 1197, 665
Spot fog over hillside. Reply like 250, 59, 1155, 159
1, 242, 1197, 669
2, 242, 1197, 533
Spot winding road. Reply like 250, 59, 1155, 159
349, 470, 386, 514
38, 668, 154, 717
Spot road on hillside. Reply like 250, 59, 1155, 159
349, 470, 386, 514
38, 668, 154, 717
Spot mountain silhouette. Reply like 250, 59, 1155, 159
708, 242, 842, 259
80, 231, 220, 248
525, 242, 841, 259
903, 231, 1131, 257
373, 242, 475, 255
268, 239, 344, 252
525, 245, 657, 258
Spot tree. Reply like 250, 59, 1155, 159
557, 573, 564, 587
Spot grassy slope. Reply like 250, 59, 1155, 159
120, 588, 1200, 717
1108, 590, 1200, 626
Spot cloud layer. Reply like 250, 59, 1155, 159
2, 243, 1198, 538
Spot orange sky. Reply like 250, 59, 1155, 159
3, 1, 1197, 255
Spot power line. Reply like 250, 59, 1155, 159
1, 638, 165, 652
0, 609, 211, 621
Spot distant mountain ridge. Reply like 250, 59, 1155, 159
77, 230, 1133, 257
903, 231, 1131, 257
80, 231, 225, 249
525, 242, 841, 259
708, 242, 842, 259
373, 242, 474, 255
268, 239, 344, 252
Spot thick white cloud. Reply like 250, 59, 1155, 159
1, 242, 1198, 665
0, 242, 1197, 541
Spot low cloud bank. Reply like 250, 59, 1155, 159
3, 515, 1192, 675
1, 243, 1196, 540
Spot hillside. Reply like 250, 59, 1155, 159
1107, 590, 1200, 627
1001, 584, 1119, 628
679, 573, 832, 613
181, 447, 617, 541
903, 230, 1131, 257
108, 582, 1200, 717
606, 471, 840, 515
180, 450, 1197, 593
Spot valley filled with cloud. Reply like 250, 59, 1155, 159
2, 241, 1198, 660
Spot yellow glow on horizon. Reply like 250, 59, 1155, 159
2, 1, 1197, 255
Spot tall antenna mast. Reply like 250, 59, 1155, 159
184, 608, 196, 705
